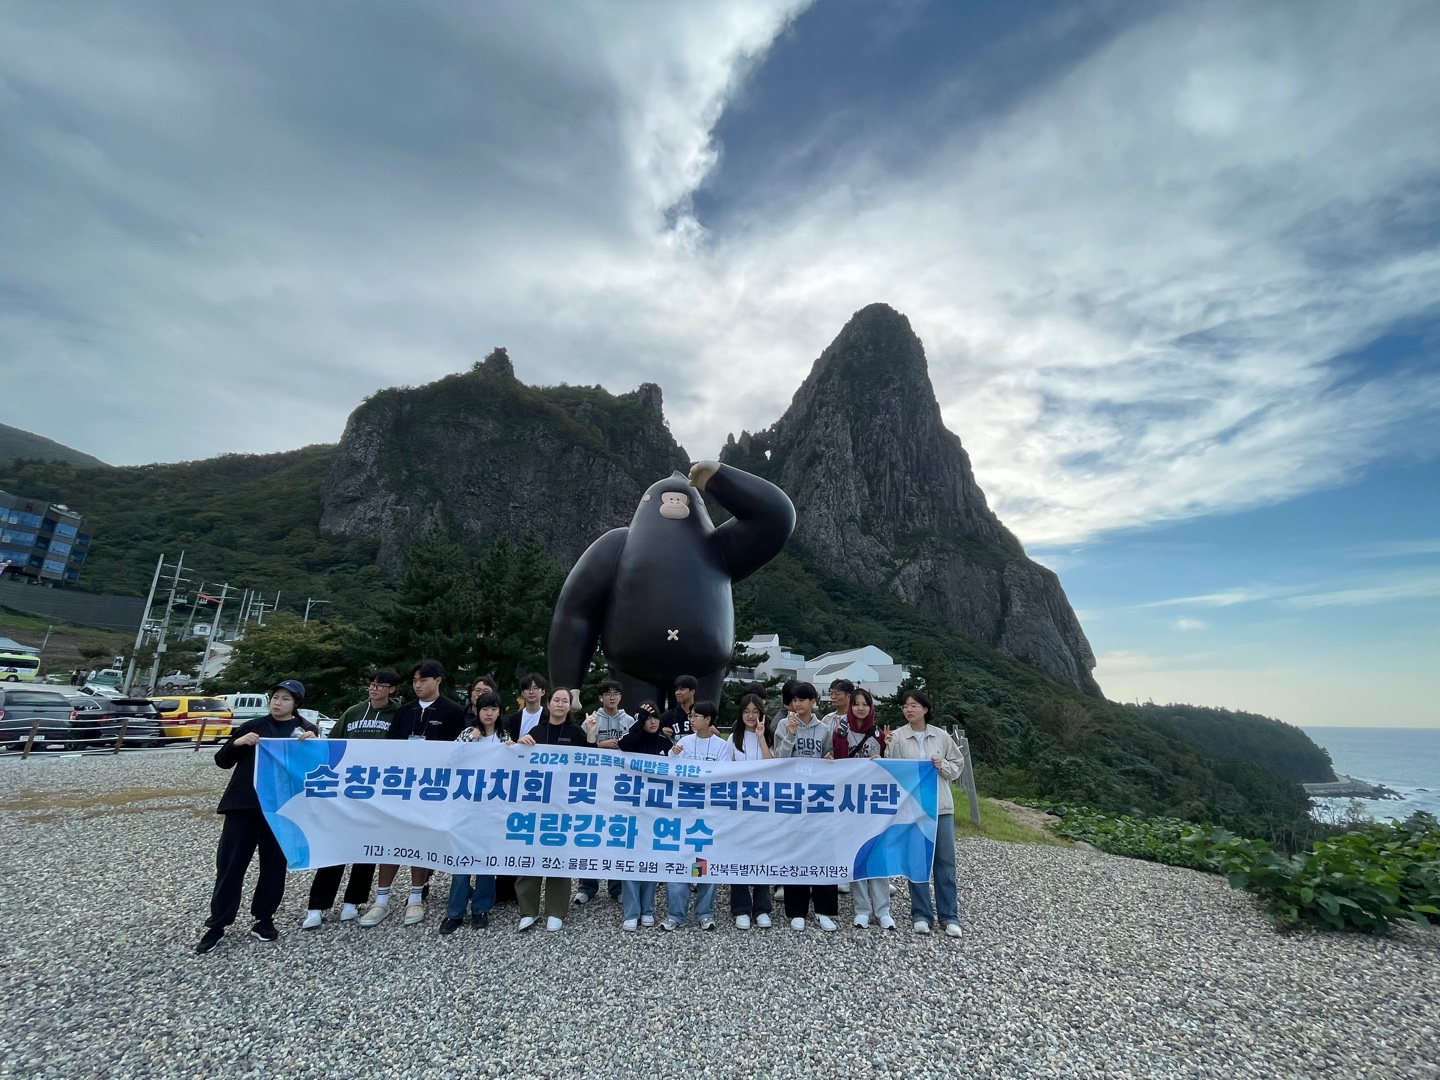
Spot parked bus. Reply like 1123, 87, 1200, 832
0, 652, 40, 683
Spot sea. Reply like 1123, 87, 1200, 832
1301, 727, 1440, 822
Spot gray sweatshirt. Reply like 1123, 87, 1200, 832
774, 714, 833, 759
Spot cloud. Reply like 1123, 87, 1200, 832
1173, 618, 1207, 631
1142, 584, 1309, 608
1284, 574, 1440, 608
1346, 539, 1440, 559
2, 0, 1439, 558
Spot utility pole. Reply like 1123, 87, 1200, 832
145, 551, 186, 692
232, 589, 251, 638
303, 598, 330, 625
123, 554, 165, 696
197, 583, 230, 686
180, 580, 207, 640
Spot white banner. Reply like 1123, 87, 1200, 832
256, 738, 939, 884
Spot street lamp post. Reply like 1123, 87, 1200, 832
303, 598, 330, 625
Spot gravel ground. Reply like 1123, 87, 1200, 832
1, 751, 1436, 1080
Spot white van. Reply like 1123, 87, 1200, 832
222, 693, 271, 721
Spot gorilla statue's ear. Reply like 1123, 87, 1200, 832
670, 471, 688, 482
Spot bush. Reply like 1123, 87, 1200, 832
1022, 801, 1440, 934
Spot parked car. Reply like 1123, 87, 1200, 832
299, 708, 338, 737
81, 683, 124, 700
157, 671, 195, 692
0, 687, 78, 753
89, 668, 125, 688
221, 693, 271, 721
61, 694, 165, 749
150, 696, 233, 741
106, 698, 166, 748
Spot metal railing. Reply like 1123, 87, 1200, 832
1, 716, 227, 757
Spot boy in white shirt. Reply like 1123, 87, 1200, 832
662, 702, 724, 930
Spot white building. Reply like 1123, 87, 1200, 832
732, 635, 910, 698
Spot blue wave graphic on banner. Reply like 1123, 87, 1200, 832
874, 759, 940, 823
256, 739, 347, 870
852, 823, 935, 882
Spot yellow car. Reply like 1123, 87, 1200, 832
151, 696, 234, 741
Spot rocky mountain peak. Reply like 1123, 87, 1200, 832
723, 303, 1098, 694
320, 358, 689, 568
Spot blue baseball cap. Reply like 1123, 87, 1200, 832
269, 679, 306, 701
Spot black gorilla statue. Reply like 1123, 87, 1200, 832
547, 461, 795, 713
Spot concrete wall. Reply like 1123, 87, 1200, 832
0, 579, 144, 633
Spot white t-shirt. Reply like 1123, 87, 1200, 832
518, 707, 543, 739
675, 733, 730, 761
725, 730, 768, 762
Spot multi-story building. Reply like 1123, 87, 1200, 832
0, 489, 91, 586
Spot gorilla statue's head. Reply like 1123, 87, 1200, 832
631, 472, 714, 536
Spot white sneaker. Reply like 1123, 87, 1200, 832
358, 902, 390, 928
945, 922, 963, 938
838, 882, 851, 894
301, 910, 323, 931
754, 913, 771, 929
339, 903, 359, 922
889, 882, 897, 894
517, 916, 537, 932
816, 915, 838, 932
914, 919, 931, 935
573, 892, 591, 906
659, 919, 681, 932
880, 915, 897, 930
699, 916, 717, 931
403, 902, 425, 926
854, 915, 870, 929
790, 917, 805, 932
641, 914, 655, 927
546, 916, 563, 932
735, 915, 751, 930
774, 887, 785, 900
622, 918, 638, 932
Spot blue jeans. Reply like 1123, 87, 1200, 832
446, 874, 496, 920
621, 880, 657, 921
578, 878, 624, 901
909, 813, 959, 926
666, 882, 716, 926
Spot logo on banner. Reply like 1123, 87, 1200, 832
690, 859, 708, 878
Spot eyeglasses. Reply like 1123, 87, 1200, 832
368, 682, 394, 689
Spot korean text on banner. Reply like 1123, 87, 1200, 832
255, 739, 939, 885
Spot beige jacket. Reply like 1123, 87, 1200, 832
885, 724, 965, 816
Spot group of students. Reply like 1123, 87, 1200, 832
194, 661, 966, 954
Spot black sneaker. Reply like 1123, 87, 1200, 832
250, 920, 279, 942
472, 912, 490, 929
439, 917, 463, 936
195, 927, 224, 954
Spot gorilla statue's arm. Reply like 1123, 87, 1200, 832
691, 461, 796, 583
547, 527, 627, 691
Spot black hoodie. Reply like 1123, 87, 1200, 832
214, 714, 320, 813
618, 717, 673, 756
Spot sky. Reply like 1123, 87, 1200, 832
1, 0, 1437, 727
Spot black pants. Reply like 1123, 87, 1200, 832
207, 810, 287, 929
729, 883, 772, 917
306, 863, 375, 910
783, 883, 838, 919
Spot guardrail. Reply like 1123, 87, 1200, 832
0, 718, 226, 758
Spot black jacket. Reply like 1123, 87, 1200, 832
619, 718, 673, 756
526, 718, 587, 746
214, 714, 319, 813
503, 707, 550, 743
386, 696, 466, 742
660, 705, 694, 740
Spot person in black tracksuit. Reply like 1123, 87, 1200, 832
196, 680, 320, 954
359, 658, 468, 928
